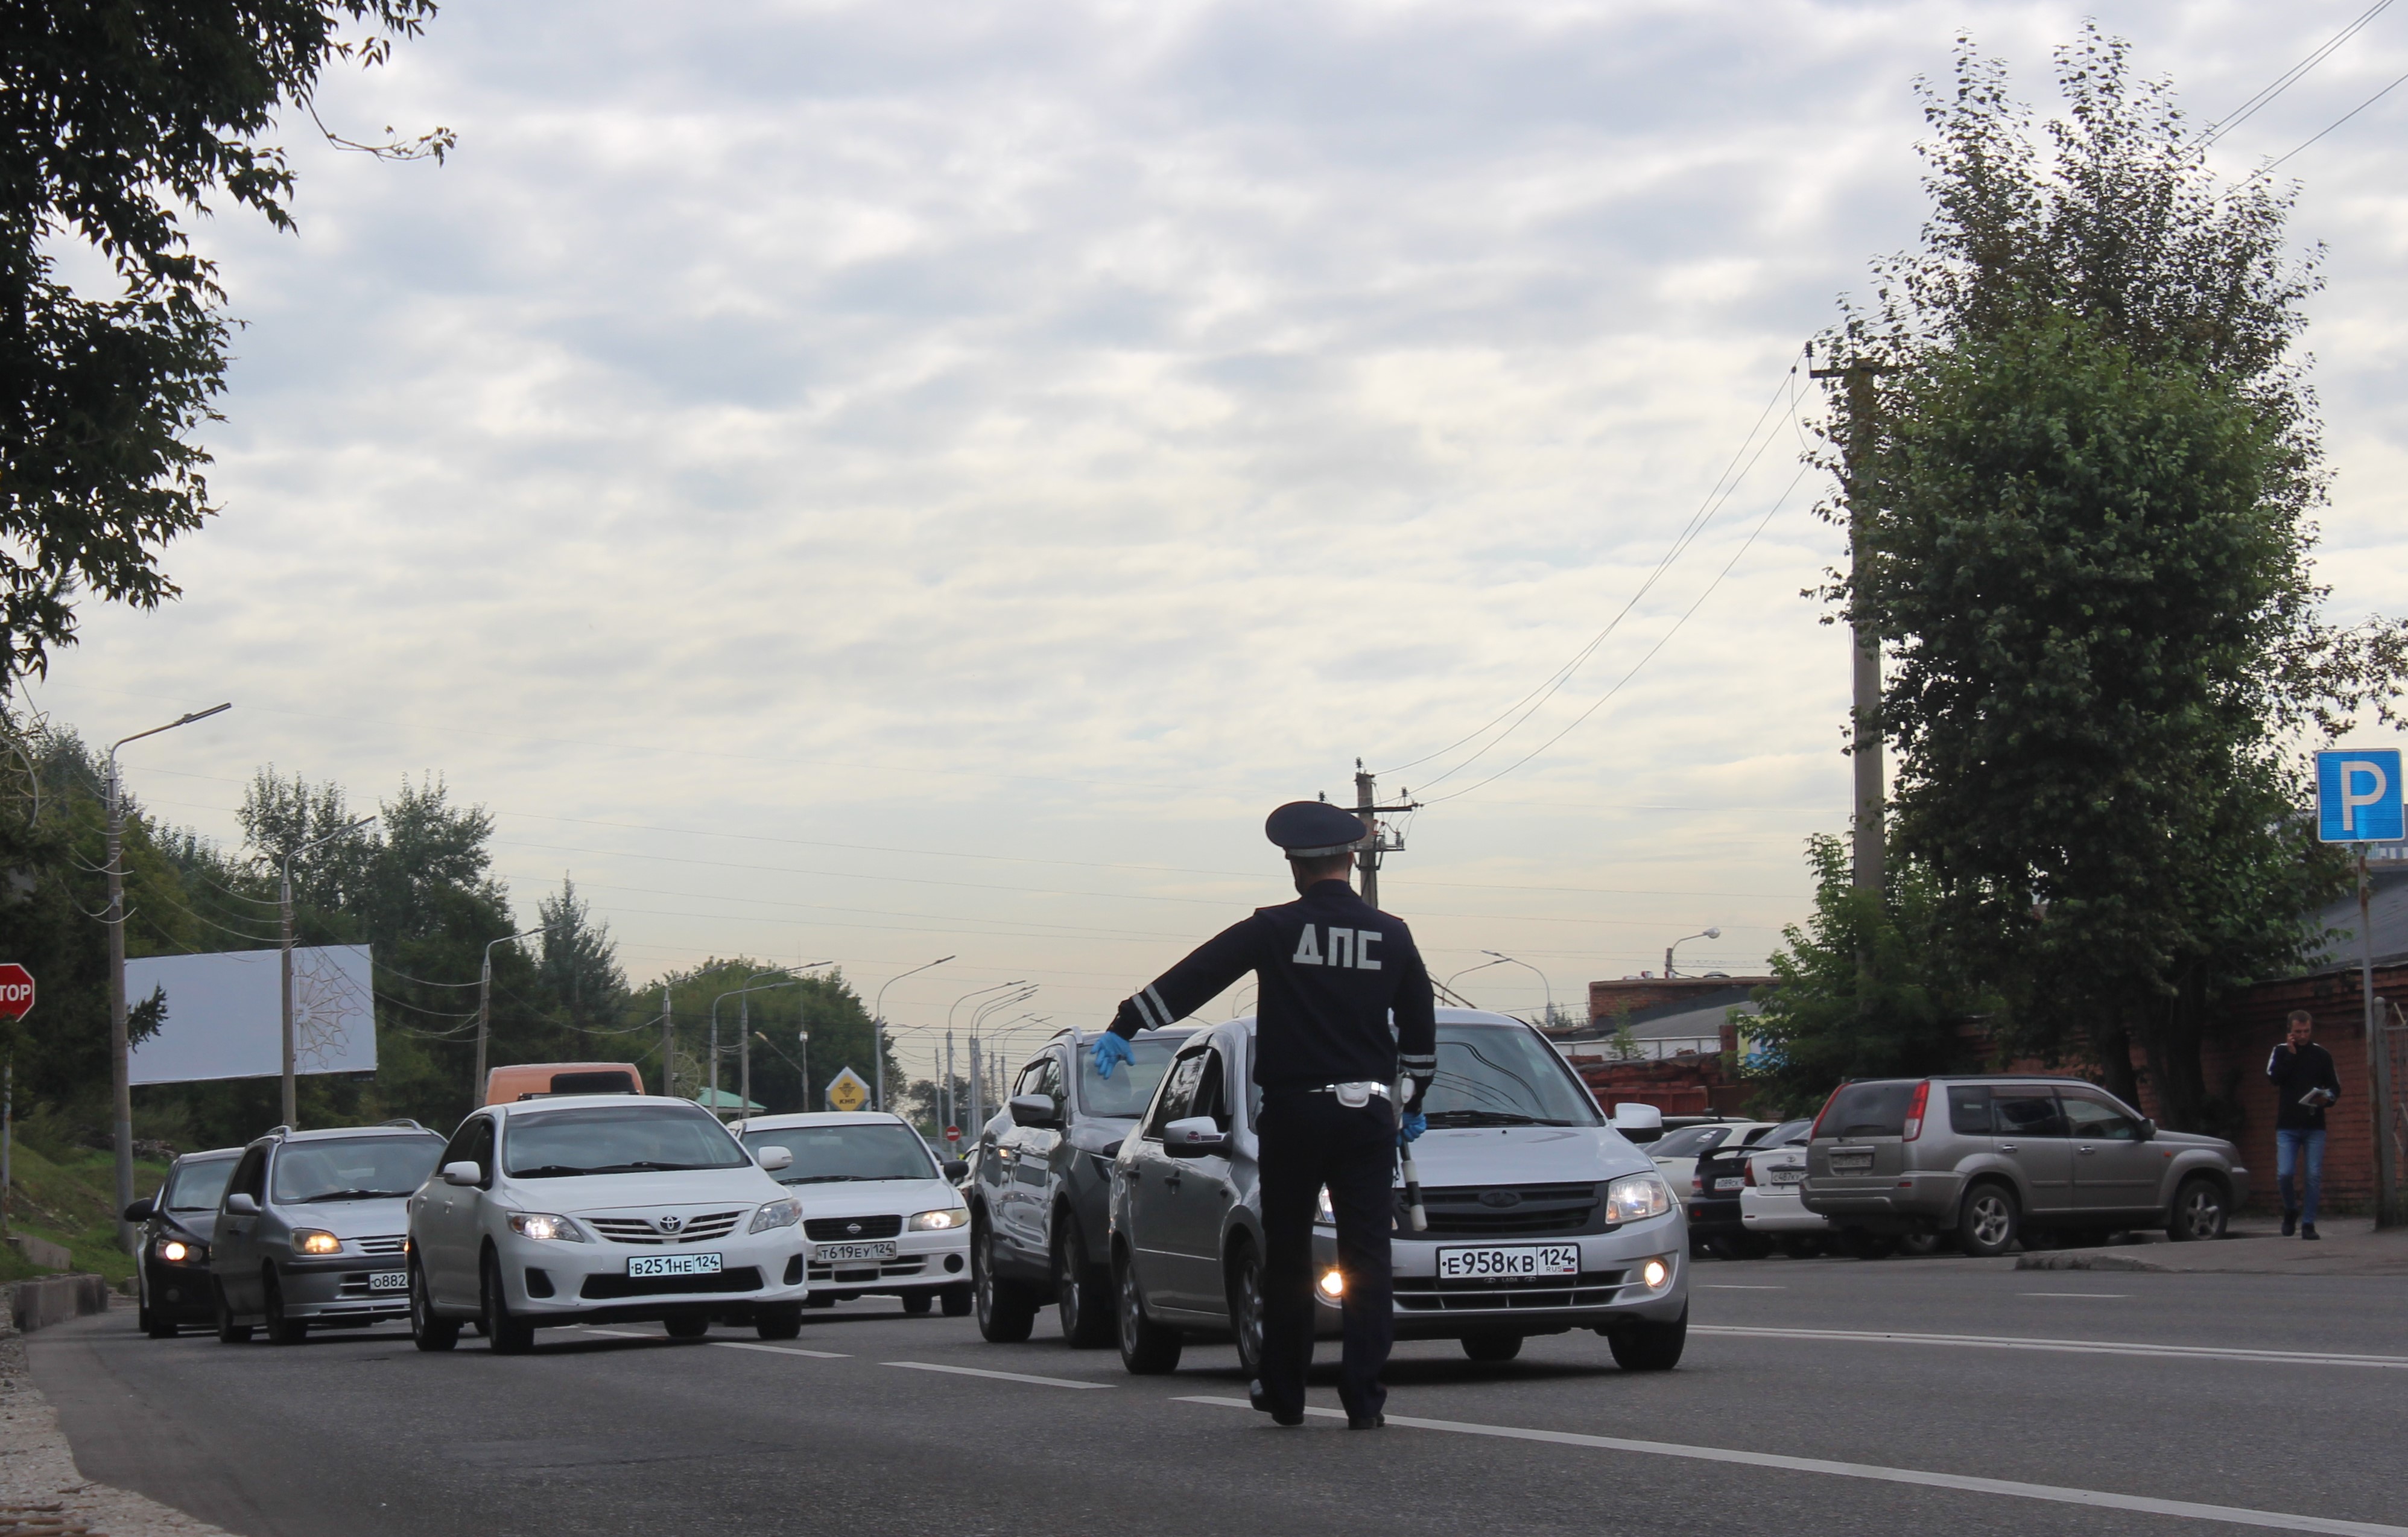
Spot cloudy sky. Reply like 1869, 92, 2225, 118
28, 0, 2408, 1087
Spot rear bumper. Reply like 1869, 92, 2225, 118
1738, 1190, 1827, 1233
1802, 1173, 1960, 1229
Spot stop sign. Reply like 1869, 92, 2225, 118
0, 963, 32, 1021
944, 1125, 961, 1143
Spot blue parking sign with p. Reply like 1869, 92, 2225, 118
2316, 749, 2404, 843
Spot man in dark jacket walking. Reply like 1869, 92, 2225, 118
2267, 1010, 2342, 1240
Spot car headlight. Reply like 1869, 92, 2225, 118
506, 1211, 588, 1242
1604, 1173, 1674, 1225
291, 1229, 342, 1256
157, 1238, 206, 1265
906, 1206, 968, 1232
1315, 1186, 1335, 1225
749, 1197, 803, 1234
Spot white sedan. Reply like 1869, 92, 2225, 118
732, 1112, 972, 1315
1737, 1129, 1828, 1258
406, 1095, 809, 1352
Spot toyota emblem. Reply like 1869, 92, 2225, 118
1477, 1190, 1522, 1209
657, 1215, 684, 1233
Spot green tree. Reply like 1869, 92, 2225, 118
0, 2, 446, 679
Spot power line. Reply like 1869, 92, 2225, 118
2196, 0, 2395, 150
2261, 66, 2408, 173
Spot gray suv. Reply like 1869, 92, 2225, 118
1799, 1076, 2248, 1257
210, 1120, 448, 1343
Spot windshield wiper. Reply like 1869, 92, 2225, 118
781, 1173, 891, 1184
511, 1164, 594, 1178
1426, 1109, 1546, 1127
581, 1161, 724, 1174
286, 1188, 418, 1202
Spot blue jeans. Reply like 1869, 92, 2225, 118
2276, 1128, 2327, 1225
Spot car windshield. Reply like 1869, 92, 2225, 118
1424, 1023, 1602, 1127
163, 1157, 237, 1212
1077, 1036, 1183, 1118
1754, 1119, 1812, 1149
270, 1137, 444, 1203
1645, 1126, 1732, 1161
741, 1122, 936, 1185
502, 1106, 750, 1177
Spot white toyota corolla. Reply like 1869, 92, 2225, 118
406, 1095, 808, 1352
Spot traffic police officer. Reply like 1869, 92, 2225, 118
1094, 800, 1436, 1428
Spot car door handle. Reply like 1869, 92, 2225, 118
1999, 1143, 2017, 1153
2076, 1146, 2096, 1155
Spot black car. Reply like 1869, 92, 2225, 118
969, 1025, 1193, 1346
1686, 1119, 1811, 1260
124, 1147, 243, 1338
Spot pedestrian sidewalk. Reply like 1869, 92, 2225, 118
0, 1312, 235, 1537
2015, 1216, 2408, 1277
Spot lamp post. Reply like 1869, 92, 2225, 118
1443, 957, 1509, 999
740, 963, 831, 1121
106, 703, 230, 1249
966, 986, 1036, 1140
1664, 928, 1722, 979
1480, 949, 1553, 1027
474, 929, 543, 1109
711, 977, 800, 1119
279, 813, 376, 1130
873, 955, 954, 1112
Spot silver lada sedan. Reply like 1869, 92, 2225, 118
1107, 1010, 1688, 1377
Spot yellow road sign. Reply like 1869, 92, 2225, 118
825, 1066, 871, 1113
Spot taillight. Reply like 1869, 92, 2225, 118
1743, 1160, 1758, 1187
1808, 1085, 1844, 1139
1691, 1170, 1703, 1193
1902, 1080, 1930, 1141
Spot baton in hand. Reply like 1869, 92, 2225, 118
1396, 1078, 1428, 1233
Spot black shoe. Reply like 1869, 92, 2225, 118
2302, 1224, 2321, 1241
2281, 1214, 2298, 1237
1348, 1413, 1386, 1430
1249, 1379, 1304, 1427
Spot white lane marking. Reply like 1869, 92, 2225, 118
884, 1361, 1113, 1390
2020, 1292, 2129, 1299
714, 1340, 851, 1359
1174, 1397, 2408, 1536
1702, 1284, 1787, 1290
1691, 1325, 2408, 1369
579, 1328, 654, 1339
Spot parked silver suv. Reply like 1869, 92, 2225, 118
1799, 1076, 2248, 1257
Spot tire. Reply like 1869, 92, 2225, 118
2166, 1176, 2228, 1243
1113, 1247, 1182, 1375
213, 1281, 252, 1345
480, 1250, 536, 1355
1898, 1232, 1947, 1257
1953, 1183, 2018, 1258
664, 1313, 710, 1340
940, 1283, 972, 1317
901, 1291, 934, 1316
1462, 1333, 1523, 1363
409, 1263, 459, 1352
1056, 1215, 1115, 1349
140, 1284, 177, 1340
1776, 1234, 1824, 1260
1224, 1238, 1266, 1381
755, 1304, 804, 1340
262, 1270, 308, 1346
973, 1220, 1038, 1343
1608, 1306, 1687, 1372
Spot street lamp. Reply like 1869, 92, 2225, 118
873, 955, 954, 1112
945, 980, 1027, 1142
1664, 928, 1722, 978
474, 929, 543, 1109
1481, 950, 1553, 1027
1443, 957, 1509, 1000
106, 702, 230, 1248
966, 986, 1037, 1136
711, 976, 801, 1120
740, 963, 831, 1119
280, 813, 376, 1130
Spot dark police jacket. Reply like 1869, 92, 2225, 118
1109, 879, 1437, 1100
2266, 1041, 2342, 1132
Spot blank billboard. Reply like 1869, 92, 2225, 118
127, 945, 378, 1085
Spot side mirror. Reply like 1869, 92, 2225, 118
1100, 1138, 1123, 1160
1612, 1102, 1665, 1143
1008, 1093, 1060, 1129
943, 1158, 969, 1181
122, 1198, 156, 1223
224, 1193, 259, 1216
1161, 1116, 1229, 1158
756, 1146, 794, 1172
2138, 1118, 2156, 1141
441, 1161, 483, 1187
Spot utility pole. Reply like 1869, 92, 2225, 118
1349, 763, 1419, 912
873, 955, 955, 1113
968, 1032, 980, 1144
661, 984, 673, 1098
2360, 852, 2401, 1228
1808, 351, 1895, 896
474, 928, 540, 1112
944, 1032, 956, 1139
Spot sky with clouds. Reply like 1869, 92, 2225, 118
26, 0, 2408, 1089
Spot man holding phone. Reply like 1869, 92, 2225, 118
2267, 1010, 2342, 1240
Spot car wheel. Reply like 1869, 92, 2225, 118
2167, 1176, 2227, 1243
901, 1291, 934, 1316
1461, 1333, 1523, 1363
1954, 1184, 2019, 1259
1776, 1234, 1824, 1260
480, 1250, 536, 1354
973, 1219, 1037, 1343
1898, 1232, 1947, 1257
139, 1279, 177, 1340
261, 1268, 308, 1346
1057, 1215, 1115, 1349
1225, 1238, 1266, 1380
212, 1279, 252, 1345
755, 1304, 804, 1340
664, 1313, 710, 1340
409, 1263, 459, 1352
940, 1282, 972, 1317
1114, 1246, 1182, 1375
1608, 1306, 1687, 1372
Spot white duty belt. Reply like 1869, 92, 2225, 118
1313, 1082, 1391, 1108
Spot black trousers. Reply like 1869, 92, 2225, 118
1256, 1091, 1396, 1422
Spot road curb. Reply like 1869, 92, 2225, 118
2013, 1250, 2166, 1273
1, 1316, 238, 1536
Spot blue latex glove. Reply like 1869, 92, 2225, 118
1093, 1032, 1135, 1080
1398, 1112, 1427, 1145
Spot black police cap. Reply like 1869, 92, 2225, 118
1266, 800, 1367, 858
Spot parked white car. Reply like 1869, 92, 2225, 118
1646, 1120, 1785, 1209
1737, 1124, 1828, 1258
406, 1095, 808, 1353
732, 1112, 972, 1316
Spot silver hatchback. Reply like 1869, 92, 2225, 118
1799, 1076, 2249, 1257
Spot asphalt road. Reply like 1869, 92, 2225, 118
30, 1255, 2408, 1537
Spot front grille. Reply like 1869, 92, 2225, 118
805, 1214, 903, 1241
1394, 1270, 1628, 1311
580, 1266, 763, 1300
587, 1211, 744, 1245
1416, 1183, 1600, 1237
354, 1234, 407, 1256
808, 1258, 926, 1281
